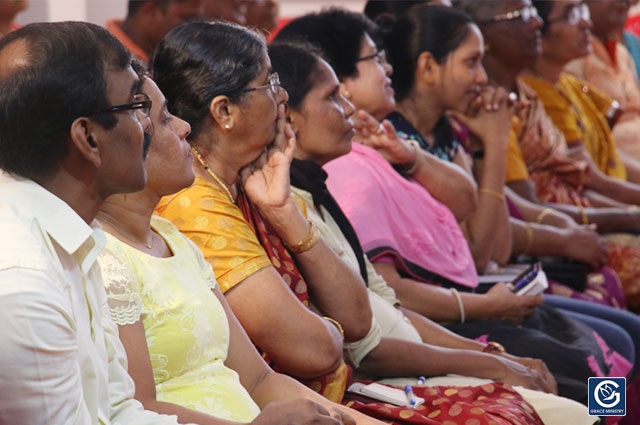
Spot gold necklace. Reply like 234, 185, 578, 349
190, 146, 236, 203
98, 214, 154, 250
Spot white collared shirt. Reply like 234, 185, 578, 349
0, 174, 185, 425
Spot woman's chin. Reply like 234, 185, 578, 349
324, 140, 352, 164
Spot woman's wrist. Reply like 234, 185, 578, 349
396, 139, 420, 174
260, 199, 311, 247
479, 134, 509, 153
455, 351, 509, 381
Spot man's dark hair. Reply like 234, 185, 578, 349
275, 8, 380, 80
0, 21, 131, 179
151, 20, 266, 141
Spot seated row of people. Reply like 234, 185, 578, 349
105, 3, 639, 424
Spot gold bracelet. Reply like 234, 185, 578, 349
536, 207, 554, 224
286, 220, 320, 254
577, 204, 589, 225
479, 187, 505, 202
523, 222, 534, 255
323, 316, 344, 339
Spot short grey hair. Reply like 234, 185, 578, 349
453, 0, 504, 24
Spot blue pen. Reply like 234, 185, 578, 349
417, 376, 426, 385
404, 385, 417, 408
514, 267, 538, 291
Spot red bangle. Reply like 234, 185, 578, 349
482, 341, 506, 354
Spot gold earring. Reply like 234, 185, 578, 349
343, 89, 351, 99
484, 44, 491, 52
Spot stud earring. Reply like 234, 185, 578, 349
224, 124, 231, 130
484, 44, 491, 53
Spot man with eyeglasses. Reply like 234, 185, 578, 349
0, 21, 193, 425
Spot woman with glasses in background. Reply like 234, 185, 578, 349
564, 0, 640, 162
523, 0, 630, 182
519, 0, 640, 310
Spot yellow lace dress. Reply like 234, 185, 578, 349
98, 216, 261, 422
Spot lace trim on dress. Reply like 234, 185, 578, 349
108, 302, 143, 326
99, 246, 144, 325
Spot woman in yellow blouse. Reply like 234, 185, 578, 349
96, 68, 380, 425
523, 0, 639, 182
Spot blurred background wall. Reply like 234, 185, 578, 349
16, 0, 366, 27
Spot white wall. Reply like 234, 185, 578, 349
16, 0, 366, 27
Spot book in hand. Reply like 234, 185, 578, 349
347, 382, 425, 408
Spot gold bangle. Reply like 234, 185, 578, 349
450, 288, 465, 323
536, 207, 554, 224
323, 316, 344, 339
286, 220, 320, 254
523, 223, 534, 255
577, 204, 589, 225
479, 187, 505, 202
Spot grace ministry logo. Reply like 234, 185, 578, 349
588, 377, 626, 416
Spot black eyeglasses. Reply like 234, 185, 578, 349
546, 2, 590, 26
90, 93, 152, 118
243, 73, 280, 96
481, 5, 539, 24
356, 49, 388, 65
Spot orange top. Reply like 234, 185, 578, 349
106, 19, 149, 64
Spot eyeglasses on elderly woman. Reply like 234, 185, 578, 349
242, 72, 281, 96
545, 2, 590, 26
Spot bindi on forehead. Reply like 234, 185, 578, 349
0, 39, 31, 80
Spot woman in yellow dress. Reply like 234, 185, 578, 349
96, 68, 381, 425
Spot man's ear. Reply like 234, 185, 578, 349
416, 50, 439, 85
209, 95, 236, 132
70, 117, 101, 168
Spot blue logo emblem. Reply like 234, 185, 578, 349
588, 377, 626, 416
